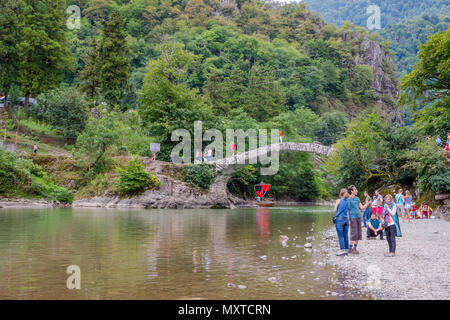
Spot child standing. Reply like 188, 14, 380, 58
411, 203, 417, 219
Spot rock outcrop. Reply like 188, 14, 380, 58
434, 193, 450, 221
73, 173, 249, 209
352, 32, 403, 124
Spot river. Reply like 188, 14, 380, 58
0, 206, 370, 299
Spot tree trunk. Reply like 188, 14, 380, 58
3, 92, 8, 110
24, 91, 30, 108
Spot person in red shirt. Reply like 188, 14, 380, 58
411, 203, 417, 219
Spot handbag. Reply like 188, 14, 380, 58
382, 209, 389, 228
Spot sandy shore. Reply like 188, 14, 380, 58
322, 218, 450, 299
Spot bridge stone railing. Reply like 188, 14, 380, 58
211, 142, 334, 173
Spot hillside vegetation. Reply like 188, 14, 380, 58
304, 0, 450, 75
0, 0, 448, 204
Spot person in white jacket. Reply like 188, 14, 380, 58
383, 194, 397, 257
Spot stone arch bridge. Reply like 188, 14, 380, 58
208, 142, 335, 207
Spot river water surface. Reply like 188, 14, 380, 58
0, 206, 370, 299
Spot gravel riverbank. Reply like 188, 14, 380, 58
322, 218, 450, 299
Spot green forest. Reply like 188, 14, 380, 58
305, 0, 450, 75
0, 0, 449, 205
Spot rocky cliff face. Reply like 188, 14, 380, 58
434, 193, 450, 221
352, 31, 403, 124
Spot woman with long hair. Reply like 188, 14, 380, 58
334, 188, 350, 256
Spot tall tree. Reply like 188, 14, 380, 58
99, 10, 131, 108
244, 65, 286, 122
79, 38, 101, 100
400, 29, 450, 110
139, 43, 214, 140
19, 0, 73, 108
0, 0, 25, 109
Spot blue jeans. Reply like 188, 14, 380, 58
362, 208, 371, 227
335, 217, 349, 250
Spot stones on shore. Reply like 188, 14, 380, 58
227, 283, 247, 289
0, 199, 58, 208
279, 235, 289, 247
260, 255, 267, 260
297, 289, 305, 295
304, 243, 313, 248
326, 220, 450, 300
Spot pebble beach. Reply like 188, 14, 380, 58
323, 218, 450, 299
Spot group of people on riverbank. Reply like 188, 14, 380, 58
333, 186, 424, 258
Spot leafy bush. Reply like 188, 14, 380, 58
17, 158, 47, 178
116, 158, 159, 195
183, 164, 216, 190
228, 165, 259, 197
32, 87, 88, 139
5, 119, 15, 131
55, 188, 74, 204
0, 150, 73, 202
90, 174, 110, 196
25, 177, 73, 203
405, 140, 449, 194
429, 171, 450, 193
0, 150, 29, 194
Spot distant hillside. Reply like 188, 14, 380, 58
66, 0, 401, 121
303, 0, 449, 28
379, 14, 449, 76
303, 0, 450, 76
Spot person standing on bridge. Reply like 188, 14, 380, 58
279, 129, 283, 143
230, 143, 236, 156
208, 149, 213, 162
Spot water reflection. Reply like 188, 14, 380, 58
256, 208, 270, 244
0, 207, 370, 300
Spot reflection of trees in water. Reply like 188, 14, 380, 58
256, 208, 270, 244
0, 208, 346, 299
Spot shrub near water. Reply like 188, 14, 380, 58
183, 164, 216, 190
116, 158, 160, 196
0, 150, 29, 194
0, 150, 73, 203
